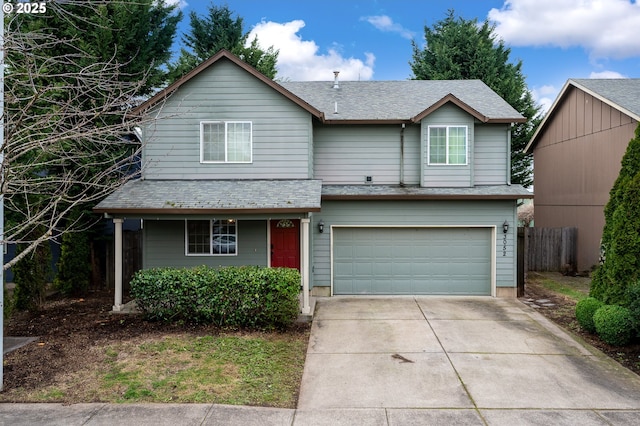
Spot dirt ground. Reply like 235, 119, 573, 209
524, 272, 640, 377
1, 279, 639, 401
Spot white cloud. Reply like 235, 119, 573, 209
361, 15, 416, 40
247, 20, 375, 81
589, 70, 627, 79
162, 0, 187, 9
531, 85, 558, 114
488, 0, 640, 59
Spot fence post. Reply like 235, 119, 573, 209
517, 227, 525, 297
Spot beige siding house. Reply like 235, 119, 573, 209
525, 79, 640, 271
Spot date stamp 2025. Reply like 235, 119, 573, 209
2, 1, 47, 15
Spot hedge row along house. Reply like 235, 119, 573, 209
94, 50, 532, 313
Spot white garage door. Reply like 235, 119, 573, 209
333, 227, 492, 295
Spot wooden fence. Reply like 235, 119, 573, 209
519, 227, 577, 273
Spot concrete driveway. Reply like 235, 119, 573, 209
296, 297, 640, 425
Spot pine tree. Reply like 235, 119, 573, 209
168, 2, 278, 81
591, 124, 640, 304
410, 10, 540, 187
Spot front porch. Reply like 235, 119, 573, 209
94, 179, 323, 318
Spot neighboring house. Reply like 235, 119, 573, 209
94, 50, 531, 312
525, 79, 640, 272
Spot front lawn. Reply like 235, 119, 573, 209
0, 292, 309, 407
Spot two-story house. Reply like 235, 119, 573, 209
95, 50, 532, 313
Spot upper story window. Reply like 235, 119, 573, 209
186, 219, 237, 256
200, 121, 252, 163
428, 125, 468, 165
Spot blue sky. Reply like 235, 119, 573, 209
170, 0, 640, 112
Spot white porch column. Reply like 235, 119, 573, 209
113, 218, 124, 312
300, 218, 311, 314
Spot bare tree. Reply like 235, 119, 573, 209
518, 203, 534, 227
1, 2, 160, 270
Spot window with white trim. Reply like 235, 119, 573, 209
200, 121, 252, 163
186, 219, 237, 255
428, 125, 468, 165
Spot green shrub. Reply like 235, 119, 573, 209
130, 265, 301, 329
54, 207, 93, 296
575, 297, 603, 333
12, 238, 52, 312
593, 305, 633, 346
625, 282, 640, 337
54, 229, 91, 296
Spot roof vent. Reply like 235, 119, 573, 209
333, 71, 340, 89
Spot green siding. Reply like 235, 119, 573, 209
142, 59, 312, 180
474, 124, 510, 185
314, 124, 420, 184
143, 219, 268, 269
421, 104, 475, 187
312, 200, 517, 291
333, 227, 491, 295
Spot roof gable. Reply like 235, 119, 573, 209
412, 93, 490, 123
132, 49, 324, 120
526, 78, 640, 153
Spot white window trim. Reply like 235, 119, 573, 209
427, 125, 469, 166
184, 219, 238, 257
200, 120, 253, 164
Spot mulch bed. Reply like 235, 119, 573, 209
525, 281, 640, 377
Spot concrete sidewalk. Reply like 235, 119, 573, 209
2, 297, 640, 425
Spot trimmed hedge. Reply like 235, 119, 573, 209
575, 297, 604, 333
593, 304, 633, 346
130, 266, 301, 329
626, 282, 640, 337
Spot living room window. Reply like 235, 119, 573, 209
428, 125, 468, 165
186, 219, 237, 255
200, 121, 252, 163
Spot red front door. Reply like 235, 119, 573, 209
270, 219, 300, 270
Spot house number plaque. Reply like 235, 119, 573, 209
502, 234, 507, 257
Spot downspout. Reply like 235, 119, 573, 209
507, 124, 512, 185
400, 123, 405, 187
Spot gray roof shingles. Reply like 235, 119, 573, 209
322, 184, 533, 199
94, 179, 323, 213
281, 79, 524, 121
571, 78, 640, 119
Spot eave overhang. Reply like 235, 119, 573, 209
93, 179, 323, 216
321, 184, 534, 201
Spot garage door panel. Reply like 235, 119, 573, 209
333, 227, 491, 295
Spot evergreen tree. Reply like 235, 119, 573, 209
54, 208, 92, 296
169, 2, 278, 81
3, 2, 180, 270
591, 124, 640, 304
12, 227, 52, 312
410, 10, 540, 187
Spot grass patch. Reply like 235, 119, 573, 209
3, 331, 308, 407
528, 271, 590, 302
94, 333, 307, 406
539, 279, 589, 302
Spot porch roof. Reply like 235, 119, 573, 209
321, 184, 533, 200
93, 179, 323, 215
